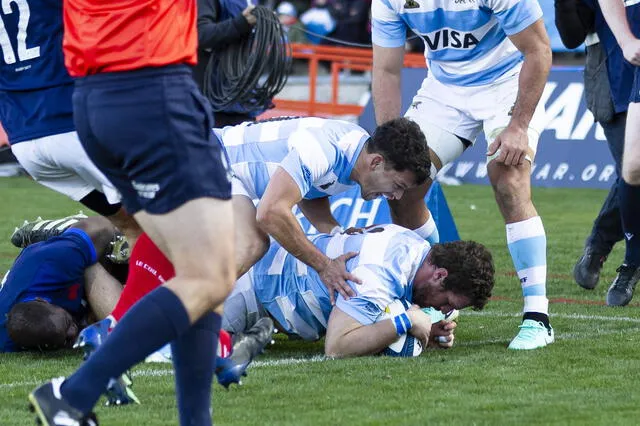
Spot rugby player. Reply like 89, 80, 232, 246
29, 1, 236, 425
371, 0, 554, 349
597, 0, 640, 306
216, 116, 432, 304
0, 0, 138, 248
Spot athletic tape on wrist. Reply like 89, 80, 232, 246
393, 312, 412, 336
329, 226, 344, 236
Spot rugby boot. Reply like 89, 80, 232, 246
28, 377, 98, 426
508, 319, 554, 350
574, 246, 607, 290
105, 234, 130, 264
73, 319, 140, 406
11, 213, 87, 248
216, 317, 275, 388
606, 264, 640, 306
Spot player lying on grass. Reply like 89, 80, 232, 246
240, 224, 494, 357
81, 223, 494, 360
5, 217, 275, 401
0, 216, 123, 354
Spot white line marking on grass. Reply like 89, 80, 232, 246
464, 311, 640, 324
458, 326, 640, 347
3, 312, 639, 389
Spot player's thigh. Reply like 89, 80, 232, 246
622, 102, 640, 184
483, 75, 544, 164
405, 80, 479, 172
44, 131, 122, 206
233, 194, 269, 275
134, 197, 235, 281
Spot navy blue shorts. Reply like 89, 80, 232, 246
631, 66, 640, 104
73, 65, 232, 215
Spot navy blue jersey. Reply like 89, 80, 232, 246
0, 229, 97, 352
582, 0, 640, 113
0, 0, 74, 143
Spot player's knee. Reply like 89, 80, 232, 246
72, 216, 116, 256
622, 160, 640, 185
491, 172, 529, 209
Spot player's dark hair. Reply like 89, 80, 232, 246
430, 241, 495, 310
6, 301, 69, 350
367, 118, 431, 185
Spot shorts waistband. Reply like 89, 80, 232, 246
75, 64, 193, 87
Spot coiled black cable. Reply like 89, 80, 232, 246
203, 6, 291, 113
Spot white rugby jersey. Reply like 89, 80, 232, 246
213, 117, 370, 200
371, 0, 543, 86
252, 224, 431, 340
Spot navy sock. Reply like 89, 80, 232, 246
620, 180, 640, 267
171, 312, 221, 426
62, 287, 191, 414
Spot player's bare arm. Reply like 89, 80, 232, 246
324, 306, 403, 357
487, 19, 552, 166
297, 197, 341, 234
256, 168, 361, 304
598, 0, 640, 65
325, 304, 433, 357
372, 44, 405, 124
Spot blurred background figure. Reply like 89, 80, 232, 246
555, 0, 639, 305
325, 0, 370, 47
277, 2, 308, 44
300, 0, 336, 45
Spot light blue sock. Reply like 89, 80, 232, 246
506, 216, 549, 315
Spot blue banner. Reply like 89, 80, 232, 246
359, 67, 615, 190
294, 182, 460, 243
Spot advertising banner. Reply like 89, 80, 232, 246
359, 67, 615, 190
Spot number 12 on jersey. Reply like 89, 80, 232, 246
0, 0, 40, 65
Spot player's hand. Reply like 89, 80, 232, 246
242, 5, 257, 26
622, 38, 640, 66
427, 320, 456, 349
318, 252, 362, 305
486, 124, 529, 167
342, 227, 365, 235
407, 305, 432, 348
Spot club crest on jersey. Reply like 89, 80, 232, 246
404, 0, 420, 9
425, 29, 479, 50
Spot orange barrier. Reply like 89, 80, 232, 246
260, 44, 426, 118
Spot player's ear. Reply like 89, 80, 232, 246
370, 153, 384, 170
435, 267, 448, 286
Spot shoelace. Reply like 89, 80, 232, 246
516, 322, 546, 340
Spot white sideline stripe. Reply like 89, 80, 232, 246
0, 357, 329, 389
3, 314, 640, 389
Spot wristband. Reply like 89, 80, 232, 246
393, 312, 412, 336
329, 225, 344, 236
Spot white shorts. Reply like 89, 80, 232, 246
10, 131, 121, 204
404, 73, 546, 168
222, 270, 267, 334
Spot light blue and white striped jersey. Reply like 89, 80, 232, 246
371, 0, 543, 86
213, 117, 370, 200
252, 224, 430, 340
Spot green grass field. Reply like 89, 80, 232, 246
2, 177, 640, 425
